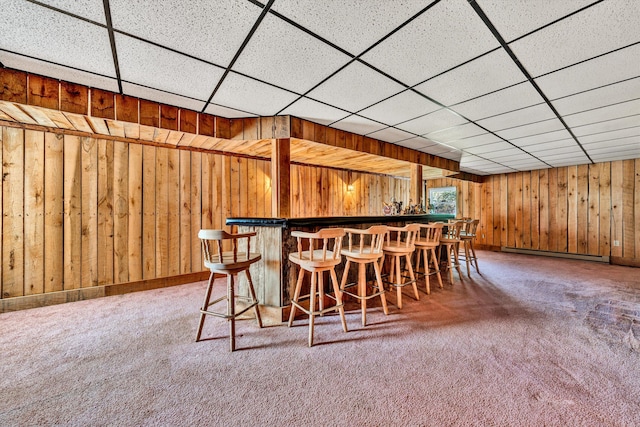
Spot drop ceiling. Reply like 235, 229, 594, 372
1, 0, 639, 175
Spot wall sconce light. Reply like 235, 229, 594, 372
347, 184, 354, 192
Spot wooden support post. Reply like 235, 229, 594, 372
410, 164, 423, 207
271, 138, 291, 218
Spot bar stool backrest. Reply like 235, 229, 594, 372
416, 222, 444, 244
384, 223, 420, 251
290, 228, 345, 268
462, 219, 479, 237
198, 229, 259, 272
343, 225, 387, 257
442, 220, 464, 240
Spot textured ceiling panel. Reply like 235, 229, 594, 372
109, 0, 260, 66
477, 104, 556, 133
280, 97, 349, 126
116, 34, 224, 101
306, 61, 405, 113
330, 114, 387, 136
510, 0, 640, 77
366, 127, 416, 144
396, 108, 468, 136
359, 90, 440, 126
212, 72, 300, 116
464, 141, 515, 155
271, 0, 433, 55
496, 118, 565, 141
0, 1, 115, 76
578, 127, 640, 144
231, 13, 351, 93
451, 82, 545, 121
426, 122, 486, 144
37, 0, 106, 24
563, 99, 640, 128
361, 0, 499, 86
476, 0, 595, 42
509, 129, 573, 147
571, 116, 640, 137
534, 43, 640, 100
121, 82, 206, 113
550, 77, 640, 115
414, 48, 525, 107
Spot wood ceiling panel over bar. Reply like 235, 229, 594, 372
1, 68, 466, 180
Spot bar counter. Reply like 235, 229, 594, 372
226, 214, 453, 325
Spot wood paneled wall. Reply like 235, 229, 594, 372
431, 162, 640, 265
1, 125, 411, 300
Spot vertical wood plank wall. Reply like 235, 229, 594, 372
1, 126, 409, 299
429, 162, 640, 264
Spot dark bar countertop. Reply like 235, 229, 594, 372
226, 214, 454, 228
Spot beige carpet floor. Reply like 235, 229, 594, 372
1, 250, 639, 426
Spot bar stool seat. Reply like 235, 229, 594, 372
288, 228, 348, 347
195, 229, 263, 352
439, 221, 464, 283
459, 219, 480, 276
414, 222, 444, 294
340, 225, 388, 326
379, 224, 420, 309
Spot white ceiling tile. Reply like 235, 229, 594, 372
231, 14, 351, 93
37, 0, 106, 24
524, 138, 578, 154
571, 116, 640, 137
280, 97, 349, 126
451, 82, 545, 121
455, 133, 502, 147
578, 127, 640, 144
110, 0, 260, 66
361, 0, 499, 86
496, 118, 565, 140
0, 51, 119, 93
563, 99, 640, 128
487, 149, 530, 161
584, 136, 640, 152
396, 137, 437, 150
476, 0, 595, 42
510, 0, 640, 77
420, 145, 459, 156
477, 104, 556, 132
121, 83, 206, 112
212, 73, 300, 116
534, 43, 640, 99
509, 129, 573, 147
367, 127, 416, 144
0, 1, 115, 76
271, 0, 433, 55
116, 34, 223, 101
590, 150, 640, 163
437, 151, 463, 162
415, 48, 526, 106
465, 141, 515, 155
306, 61, 405, 113
359, 90, 440, 126
204, 103, 255, 119
551, 77, 640, 115
536, 147, 588, 160
504, 158, 549, 168
546, 157, 591, 167
396, 109, 467, 135
427, 122, 485, 144
330, 115, 386, 135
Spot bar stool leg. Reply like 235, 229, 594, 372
288, 268, 305, 327
228, 274, 236, 352
358, 263, 367, 326
430, 248, 443, 289
446, 244, 454, 283
330, 269, 348, 333
471, 240, 479, 271
195, 272, 215, 342
395, 255, 402, 309
318, 271, 325, 316
422, 248, 431, 295
373, 259, 389, 315
245, 269, 263, 328
308, 271, 317, 347
464, 241, 472, 277
454, 242, 463, 278
406, 254, 419, 300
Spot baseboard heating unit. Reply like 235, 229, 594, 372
501, 247, 610, 263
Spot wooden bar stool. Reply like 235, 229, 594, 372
459, 219, 480, 277
195, 229, 262, 352
340, 225, 389, 327
439, 221, 464, 283
379, 224, 420, 309
288, 228, 348, 347
414, 222, 444, 294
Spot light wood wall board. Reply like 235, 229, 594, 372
24, 130, 44, 296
